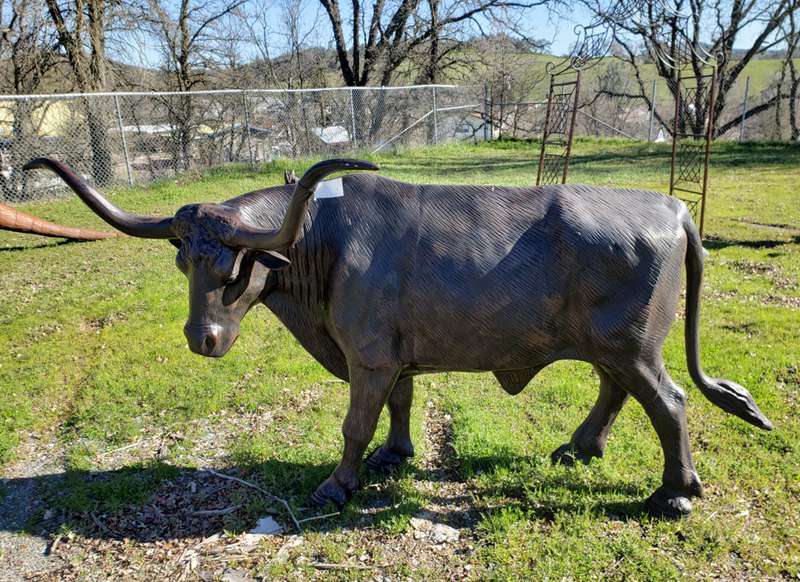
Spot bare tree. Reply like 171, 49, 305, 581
1, 0, 59, 94
45, 0, 114, 183
581, 0, 798, 137
776, 0, 800, 140
141, 0, 248, 169
144, 0, 248, 91
476, 33, 548, 138
1, 0, 61, 199
318, 0, 550, 88
240, 4, 282, 87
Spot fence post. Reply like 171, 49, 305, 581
350, 88, 358, 150
647, 79, 657, 142
114, 95, 134, 186
739, 75, 751, 142
241, 90, 255, 167
483, 81, 489, 141
432, 86, 439, 145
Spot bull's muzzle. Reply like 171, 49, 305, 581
184, 322, 233, 357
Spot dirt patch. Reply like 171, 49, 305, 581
376, 400, 481, 579
708, 287, 800, 309
721, 259, 799, 293
1, 395, 489, 581
79, 312, 128, 333
720, 322, 759, 336
0, 431, 65, 581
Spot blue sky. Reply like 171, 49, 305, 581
119, 0, 781, 71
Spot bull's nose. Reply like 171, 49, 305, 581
184, 323, 223, 356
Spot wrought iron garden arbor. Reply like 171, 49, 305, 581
658, 38, 721, 237
537, 0, 720, 236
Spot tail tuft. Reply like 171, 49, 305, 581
697, 377, 773, 431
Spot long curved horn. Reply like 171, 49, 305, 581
23, 158, 174, 239
228, 158, 379, 250
0, 202, 118, 241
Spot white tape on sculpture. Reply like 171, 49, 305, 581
314, 178, 344, 200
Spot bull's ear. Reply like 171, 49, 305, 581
253, 250, 291, 270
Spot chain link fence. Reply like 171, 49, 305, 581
0, 85, 482, 203
3, 76, 796, 204
488, 73, 798, 144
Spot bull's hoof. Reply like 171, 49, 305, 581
550, 443, 596, 467
365, 445, 413, 474
645, 487, 693, 519
310, 475, 356, 508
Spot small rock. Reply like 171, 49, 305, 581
248, 516, 283, 535
221, 569, 254, 582
236, 534, 264, 552
430, 523, 459, 543
275, 535, 304, 562
43, 509, 54, 521
410, 513, 459, 544
199, 533, 221, 546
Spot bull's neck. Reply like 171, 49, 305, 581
233, 188, 333, 311
271, 215, 333, 311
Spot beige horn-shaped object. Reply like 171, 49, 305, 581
0, 201, 119, 241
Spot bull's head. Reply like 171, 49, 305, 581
24, 158, 377, 357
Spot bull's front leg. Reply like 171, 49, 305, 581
366, 377, 415, 473
310, 366, 399, 507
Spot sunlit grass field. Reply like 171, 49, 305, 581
1, 138, 798, 579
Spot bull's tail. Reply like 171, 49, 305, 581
683, 213, 773, 430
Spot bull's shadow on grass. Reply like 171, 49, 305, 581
0, 454, 653, 543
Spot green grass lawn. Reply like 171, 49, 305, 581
1, 138, 798, 580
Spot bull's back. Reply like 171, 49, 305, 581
297, 175, 687, 370
400, 182, 687, 369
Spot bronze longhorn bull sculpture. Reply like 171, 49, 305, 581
24, 157, 772, 518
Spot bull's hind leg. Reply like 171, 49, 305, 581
366, 377, 415, 473
552, 366, 629, 466
610, 360, 703, 518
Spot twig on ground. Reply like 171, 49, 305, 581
99, 421, 185, 459
100, 439, 152, 457
312, 562, 377, 570
45, 534, 63, 556
190, 505, 240, 517
603, 556, 625, 577
89, 512, 124, 539
297, 511, 339, 524
201, 468, 302, 533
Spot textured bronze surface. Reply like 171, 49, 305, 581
27, 157, 772, 519
0, 201, 117, 241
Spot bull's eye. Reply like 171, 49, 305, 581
213, 248, 244, 284
222, 254, 254, 305
175, 247, 188, 273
